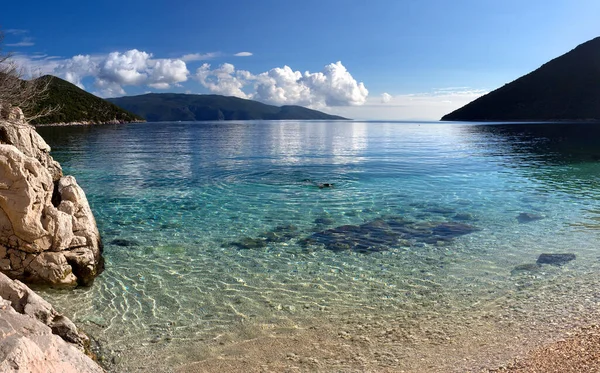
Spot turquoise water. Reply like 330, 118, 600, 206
36, 121, 600, 370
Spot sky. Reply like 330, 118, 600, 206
2, 0, 599, 120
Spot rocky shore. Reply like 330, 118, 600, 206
35, 119, 146, 127
0, 106, 105, 371
0, 272, 103, 372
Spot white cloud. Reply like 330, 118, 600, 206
195, 63, 249, 98
93, 79, 126, 97
195, 61, 368, 108
234, 52, 253, 57
180, 52, 221, 62
55, 54, 99, 89
44, 49, 190, 96
97, 50, 152, 86
6, 37, 35, 47
148, 58, 188, 88
381, 92, 392, 103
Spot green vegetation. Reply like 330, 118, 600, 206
442, 37, 600, 122
107, 93, 348, 122
26, 76, 144, 125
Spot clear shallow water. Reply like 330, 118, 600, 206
35, 121, 600, 370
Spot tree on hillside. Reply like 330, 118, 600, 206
0, 29, 56, 121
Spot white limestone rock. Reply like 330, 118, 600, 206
0, 118, 104, 286
0, 273, 103, 373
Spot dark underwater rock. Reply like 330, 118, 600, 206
318, 183, 334, 189
231, 237, 267, 250
431, 222, 480, 238
314, 217, 335, 225
264, 225, 299, 243
452, 212, 475, 221
536, 253, 576, 266
517, 212, 544, 223
110, 238, 140, 247
304, 216, 479, 253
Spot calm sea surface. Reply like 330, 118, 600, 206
36, 121, 600, 371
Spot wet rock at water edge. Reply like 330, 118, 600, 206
537, 253, 576, 266
517, 212, 545, 223
511, 263, 541, 275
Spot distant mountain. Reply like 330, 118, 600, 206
26, 76, 144, 125
442, 37, 600, 122
107, 93, 348, 121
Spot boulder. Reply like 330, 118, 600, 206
0, 273, 103, 373
0, 118, 103, 286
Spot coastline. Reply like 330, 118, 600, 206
34, 119, 146, 127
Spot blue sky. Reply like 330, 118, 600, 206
2, 0, 600, 119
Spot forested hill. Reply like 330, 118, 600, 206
107, 93, 348, 121
27, 76, 144, 125
442, 37, 600, 122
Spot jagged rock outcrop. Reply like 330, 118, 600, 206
0, 272, 103, 372
0, 110, 103, 286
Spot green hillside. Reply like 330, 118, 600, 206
442, 37, 600, 122
107, 93, 348, 121
26, 75, 144, 125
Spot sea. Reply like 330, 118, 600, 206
35, 120, 600, 372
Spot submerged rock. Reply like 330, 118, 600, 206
0, 272, 103, 372
264, 224, 299, 243
231, 237, 267, 250
314, 216, 335, 226
537, 253, 576, 266
511, 263, 541, 275
452, 212, 475, 221
0, 118, 103, 286
110, 238, 140, 247
517, 212, 544, 223
304, 216, 479, 253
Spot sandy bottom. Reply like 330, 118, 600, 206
98, 268, 600, 373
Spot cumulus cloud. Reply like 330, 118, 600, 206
234, 52, 253, 57
194, 61, 368, 108
49, 49, 190, 96
55, 54, 99, 89
381, 92, 392, 103
196, 63, 249, 98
